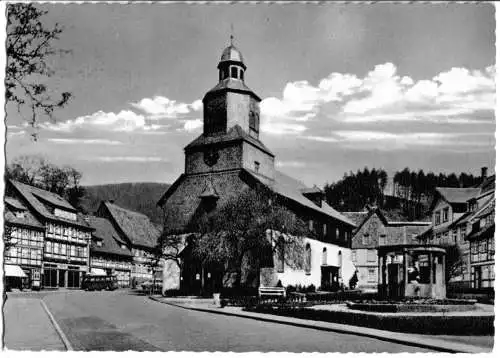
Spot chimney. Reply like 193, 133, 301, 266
481, 167, 488, 180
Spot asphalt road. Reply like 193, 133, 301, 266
36, 290, 433, 352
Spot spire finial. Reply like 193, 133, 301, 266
230, 23, 234, 46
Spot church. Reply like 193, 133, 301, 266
158, 39, 357, 295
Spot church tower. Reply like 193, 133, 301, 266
183, 38, 275, 179
203, 37, 261, 139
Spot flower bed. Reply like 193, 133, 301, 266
248, 305, 494, 335
346, 297, 478, 313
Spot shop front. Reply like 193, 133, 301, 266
42, 263, 88, 289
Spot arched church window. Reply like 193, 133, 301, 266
322, 247, 327, 266
305, 243, 312, 275
231, 67, 238, 79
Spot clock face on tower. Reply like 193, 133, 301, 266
203, 146, 219, 167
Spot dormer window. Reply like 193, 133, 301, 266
15, 211, 26, 219
54, 208, 77, 221
443, 208, 449, 223
121, 244, 127, 250
96, 241, 103, 247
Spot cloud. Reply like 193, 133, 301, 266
131, 96, 201, 119
303, 130, 494, 151
47, 138, 122, 145
7, 130, 26, 138
276, 160, 307, 168
90, 156, 167, 162
260, 63, 495, 138
183, 119, 203, 132
41, 94, 204, 135
40, 110, 155, 133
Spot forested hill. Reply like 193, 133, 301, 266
81, 182, 170, 224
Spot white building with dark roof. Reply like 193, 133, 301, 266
6, 180, 94, 289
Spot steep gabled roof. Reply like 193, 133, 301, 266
184, 124, 274, 157
341, 212, 370, 228
4, 197, 45, 230
4, 197, 27, 211
467, 223, 495, 241
88, 216, 133, 258
435, 187, 481, 205
246, 169, 356, 227
8, 180, 91, 229
102, 201, 161, 249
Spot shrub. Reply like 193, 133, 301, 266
349, 271, 359, 290
306, 284, 316, 293
162, 289, 182, 297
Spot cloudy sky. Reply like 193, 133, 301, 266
5, 3, 496, 187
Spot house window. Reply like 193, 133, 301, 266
443, 208, 449, 223
240, 69, 244, 81
434, 211, 441, 225
362, 234, 369, 246
367, 249, 377, 263
309, 220, 314, 231
351, 251, 357, 263
254, 161, 260, 173
379, 234, 387, 245
368, 269, 376, 283
323, 224, 327, 237
304, 243, 311, 275
452, 229, 458, 243
322, 247, 327, 266
96, 241, 103, 247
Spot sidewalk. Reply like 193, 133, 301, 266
150, 296, 493, 353
3, 296, 66, 350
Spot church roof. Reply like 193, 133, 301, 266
184, 124, 274, 157
203, 78, 261, 101
247, 170, 356, 227
220, 45, 245, 63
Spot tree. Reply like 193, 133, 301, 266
5, 155, 86, 210
6, 3, 72, 138
445, 244, 465, 284
184, 189, 310, 288
324, 167, 388, 212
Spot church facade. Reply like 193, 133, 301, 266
158, 41, 356, 294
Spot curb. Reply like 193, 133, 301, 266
40, 299, 74, 351
149, 296, 491, 354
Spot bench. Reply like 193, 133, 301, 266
258, 286, 286, 298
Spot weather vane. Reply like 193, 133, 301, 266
230, 23, 234, 45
